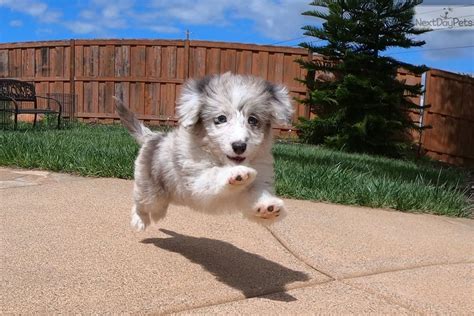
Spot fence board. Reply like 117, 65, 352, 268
98, 82, 105, 113
151, 83, 160, 116
168, 46, 177, 79
191, 47, 206, 78
23, 48, 35, 77
9, 49, 18, 77
176, 47, 185, 79
221, 49, 237, 73
90, 46, 99, 77
50, 47, 59, 77
207, 48, 220, 75
99, 45, 114, 77
145, 46, 159, 78
75, 81, 84, 113
273, 53, 284, 83
75, 45, 83, 77
0, 50, 8, 77
91, 81, 99, 114
131, 46, 146, 77
252, 51, 268, 78
237, 50, 252, 74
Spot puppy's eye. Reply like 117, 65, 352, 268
248, 116, 259, 126
214, 115, 227, 125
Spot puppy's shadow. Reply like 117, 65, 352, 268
141, 229, 310, 301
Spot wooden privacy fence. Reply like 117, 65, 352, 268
420, 69, 474, 166
0, 39, 472, 166
0, 39, 310, 128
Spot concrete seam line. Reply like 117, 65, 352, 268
264, 226, 336, 280
340, 280, 420, 313
0, 177, 92, 191
340, 260, 474, 281
163, 279, 336, 315
337, 261, 474, 314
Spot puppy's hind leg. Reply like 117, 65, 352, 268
131, 203, 150, 231
149, 198, 169, 223
130, 197, 169, 231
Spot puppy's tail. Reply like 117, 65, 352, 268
113, 96, 154, 145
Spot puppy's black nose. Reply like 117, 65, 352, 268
231, 141, 247, 155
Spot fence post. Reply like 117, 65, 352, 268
304, 48, 315, 119
417, 71, 428, 158
184, 39, 190, 80
69, 39, 76, 113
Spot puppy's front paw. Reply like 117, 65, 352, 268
227, 166, 257, 186
254, 197, 285, 221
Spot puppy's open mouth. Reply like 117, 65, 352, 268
227, 156, 246, 163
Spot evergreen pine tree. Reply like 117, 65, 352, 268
297, 0, 430, 157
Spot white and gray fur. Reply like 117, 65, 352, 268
114, 72, 293, 231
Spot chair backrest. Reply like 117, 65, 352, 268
0, 79, 36, 102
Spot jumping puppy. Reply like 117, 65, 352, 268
114, 72, 293, 231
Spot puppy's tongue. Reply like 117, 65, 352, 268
227, 156, 246, 163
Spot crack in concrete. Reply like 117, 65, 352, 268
0, 177, 91, 190
169, 251, 472, 314
165, 278, 418, 315
341, 261, 474, 314
264, 226, 336, 280
163, 279, 334, 315
259, 226, 473, 315
340, 281, 420, 314
266, 225, 473, 282
340, 260, 474, 281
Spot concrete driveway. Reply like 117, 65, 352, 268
1, 167, 473, 314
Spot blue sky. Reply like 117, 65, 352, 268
0, 0, 473, 74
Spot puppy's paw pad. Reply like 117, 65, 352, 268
228, 167, 257, 186
254, 199, 285, 220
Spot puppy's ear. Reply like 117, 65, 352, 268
177, 76, 212, 128
266, 82, 294, 126
177, 79, 201, 128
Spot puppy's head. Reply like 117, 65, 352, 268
177, 72, 293, 164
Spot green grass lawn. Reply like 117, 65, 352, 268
0, 124, 471, 217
